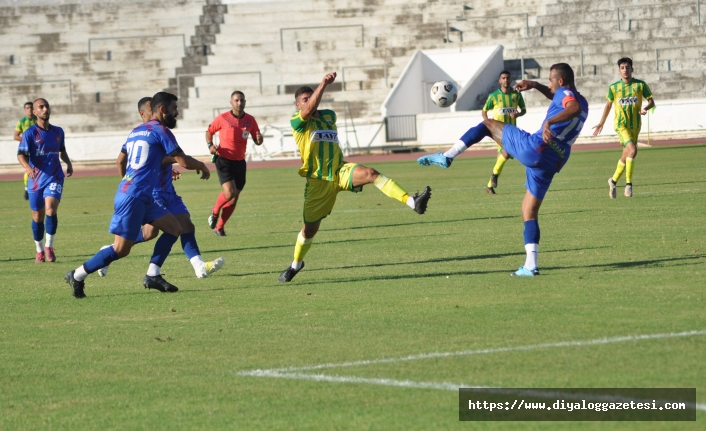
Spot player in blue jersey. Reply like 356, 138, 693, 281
418, 63, 588, 276
17, 98, 74, 263
64, 92, 211, 298
97, 97, 224, 279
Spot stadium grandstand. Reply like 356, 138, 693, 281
0, 0, 704, 156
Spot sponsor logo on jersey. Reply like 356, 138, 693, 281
497, 107, 518, 115
128, 130, 152, 138
619, 97, 638, 106
311, 130, 339, 142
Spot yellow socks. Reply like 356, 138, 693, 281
374, 174, 409, 204
488, 155, 508, 187
612, 160, 626, 183
23, 172, 28, 187
292, 231, 313, 267
625, 157, 634, 183
493, 154, 508, 175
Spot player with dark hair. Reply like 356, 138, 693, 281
206, 90, 263, 236
96, 97, 224, 279
418, 63, 588, 276
64, 92, 211, 298
278, 72, 432, 282
14, 101, 36, 200
17, 98, 73, 263
592, 57, 655, 198
481, 70, 526, 194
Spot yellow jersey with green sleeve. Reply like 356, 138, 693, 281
482, 88, 526, 126
607, 78, 653, 131
15, 116, 36, 135
291, 109, 343, 181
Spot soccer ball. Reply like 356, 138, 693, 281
430, 81, 458, 108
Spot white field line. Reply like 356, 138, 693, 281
239, 370, 706, 412
238, 330, 706, 411
250, 329, 706, 374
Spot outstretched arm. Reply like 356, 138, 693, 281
300, 72, 337, 121
592, 101, 613, 136
515, 80, 554, 100
172, 150, 210, 180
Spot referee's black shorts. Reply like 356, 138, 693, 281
215, 157, 246, 190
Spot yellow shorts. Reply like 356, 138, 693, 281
303, 162, 361, 224
617, 127, 639, 147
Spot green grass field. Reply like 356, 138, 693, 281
1, 145, 704, 430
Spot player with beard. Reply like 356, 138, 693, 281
64, 92, 211, 298
96, 97, 224, 279
17, 98, 73, 263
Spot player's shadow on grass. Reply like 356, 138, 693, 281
204, 233, 447, 254
225, 246, 611, 278
322, 215, 518, 232
544, 255, 704, 272
0, 257, 39, 262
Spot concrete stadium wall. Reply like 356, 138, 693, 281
2, 97, 704, 166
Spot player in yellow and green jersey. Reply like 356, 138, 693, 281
277, 72, 432, 282
13, 101, 36, 200
593, 57, 655, 198
481, 71, 526, 194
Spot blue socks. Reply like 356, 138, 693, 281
180, 232, 201, 260
460, 123, 491, 147
150, 233, 179, 267
45, 214, 58, 235
523, 220, 540, 245
83, 245, 120, 273
31, 220, 45, 241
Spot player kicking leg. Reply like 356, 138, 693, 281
279, 162, 431, 282
277, 74, 431, 282
419, 63, 588, 276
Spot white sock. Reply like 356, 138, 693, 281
291, 260, 303, 270
190, 255, 205, 270
35, 239, 45, 253
74, 265, 88, 281
147, 263, 161, 276
443, 140, 468, 159
524, 243, 539, 269
46, 233, 55, 248
405, 196, 415, 209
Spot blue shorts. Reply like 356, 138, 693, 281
109, 194, 169, 241
153, 191, 189, 216
28, 179, 64, 211
501, 125, 566, 200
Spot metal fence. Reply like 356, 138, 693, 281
385, 115, 417, 142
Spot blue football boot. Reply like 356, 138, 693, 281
511, 266, 540, 277
417, 153, 452, 168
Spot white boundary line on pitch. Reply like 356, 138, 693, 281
238, 330, 706, 411
245, 329, 706, 373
